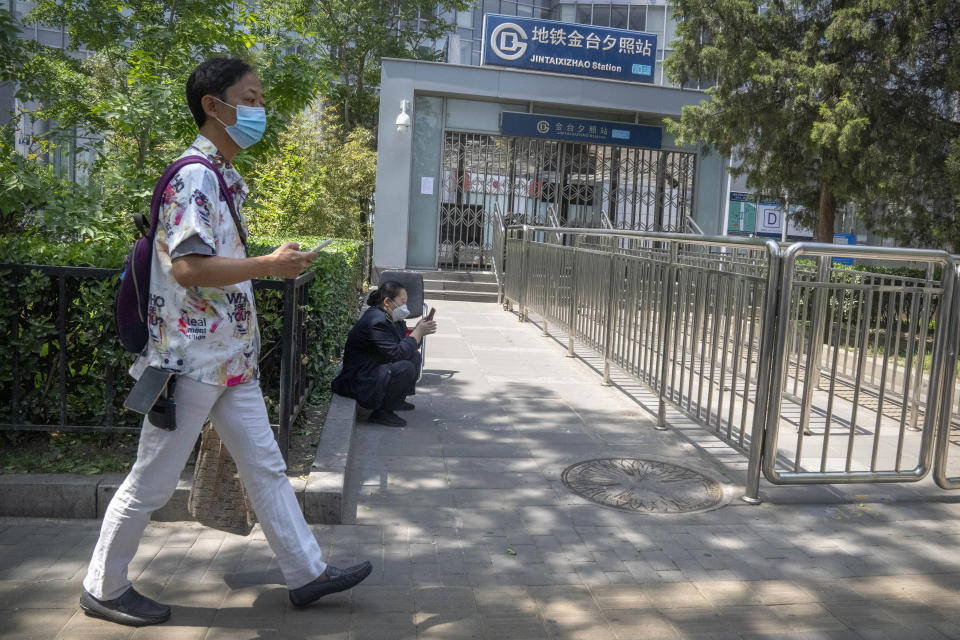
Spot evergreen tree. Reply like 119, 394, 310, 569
666, 0, 960, 247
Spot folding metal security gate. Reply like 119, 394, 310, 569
438, 131, 696, 271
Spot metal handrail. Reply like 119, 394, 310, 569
490, 202, 508, 303
685, 217, 705, 235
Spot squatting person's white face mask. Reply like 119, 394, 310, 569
390, 303, 410, 322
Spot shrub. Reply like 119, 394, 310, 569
0, 234, 366, 432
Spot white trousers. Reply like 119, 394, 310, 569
83, 377, 325, 600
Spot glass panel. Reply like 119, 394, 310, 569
576, 3, 591, 24
461, 40, 473, 65
610, 5, 627, 28
518, 3, 533, 16
502, 0, 517, 14
472, 49, 481, 65
647, 6, 665, 34
665, 14, 679, 45
483, 0, 499, 16
628, 5, 645, 31
592, 4, 610, 26
560, 4, 575, 22
457, 10, 473, 28
407, 96, 444, 268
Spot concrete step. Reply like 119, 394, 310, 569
414, 270, 497, 284
424, 289, 499, 303
422, 278, 499, 293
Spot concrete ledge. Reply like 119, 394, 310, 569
0, 396, 358, 523
0, 474, 101, 519
304, 393, 358, 524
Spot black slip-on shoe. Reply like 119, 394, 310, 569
368, 410, 406, 427
289, 561, 374, 607
397, 401, 415, 411
80, 587, 171, 627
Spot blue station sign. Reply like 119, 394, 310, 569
501, 112, 663, 149
481, 14, 658, 84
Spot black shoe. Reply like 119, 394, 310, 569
80, 587, 171, 627
368, 409, 406, 427
397, 401, 415, 411
289, 561, 373, 607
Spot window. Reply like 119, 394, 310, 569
560, 4, 576, 22
628, 5, 645, 31
460, 40, 473, 65
518, 2, 533, 16
456, 10, 473, 28
665, 14, 679, 45
576, 4, 591, 24
592, 4, 610, 27
646, 6, 665, 35
502, 0, 518, 14
483, 0, 499, 16
610, 5, 627, 29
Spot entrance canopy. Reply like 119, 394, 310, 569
373, 58, 727, 274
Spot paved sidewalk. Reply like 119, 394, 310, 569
4, 300, 960, 639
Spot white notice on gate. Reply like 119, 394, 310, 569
420, 177, 434, 195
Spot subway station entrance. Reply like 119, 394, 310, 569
438, 132, 697, 271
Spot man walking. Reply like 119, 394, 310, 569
80, 58, 371, 627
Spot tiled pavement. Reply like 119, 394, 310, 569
4, 300, 960, 639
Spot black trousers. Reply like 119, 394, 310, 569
379, 359, 418, 411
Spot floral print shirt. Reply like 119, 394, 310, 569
131, 134, 260, 387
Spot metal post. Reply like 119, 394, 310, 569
567, 236, 579, 357
806, 257, 830, 393
278, 277, 296, 462
602, 250, 618, 386
58, 274, 68, 428
11, 268, 21, 428
519, 226, 531, 322
656, 244, 679, 430
743, 242, 783, 504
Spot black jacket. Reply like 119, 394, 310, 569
331, 305, 419, 409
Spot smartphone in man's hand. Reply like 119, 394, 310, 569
309, 238, 334, 254
426, 307, 436, 321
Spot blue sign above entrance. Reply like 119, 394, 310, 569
501, 112, 663, 149
481, 14, 657, 84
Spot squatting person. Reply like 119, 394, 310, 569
332, 281, 437, 427
80, 58, 371, 627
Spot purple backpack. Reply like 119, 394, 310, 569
115, 155, 248, 353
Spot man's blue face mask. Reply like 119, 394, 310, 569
214, 97, 266, 149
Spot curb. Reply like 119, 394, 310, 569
0, 395, 358, 525
304, 393, 357, 524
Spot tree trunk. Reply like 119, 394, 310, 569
817, 180, 836, 243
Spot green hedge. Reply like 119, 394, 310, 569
0, 234, 366, 430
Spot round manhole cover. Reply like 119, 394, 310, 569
561, 458, 724, 514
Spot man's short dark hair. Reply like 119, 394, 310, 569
186, 58, 254, 129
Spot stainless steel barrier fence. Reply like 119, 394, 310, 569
762, 245, 955, 491
933, 256, 960, 489
501, 226, 960, 502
